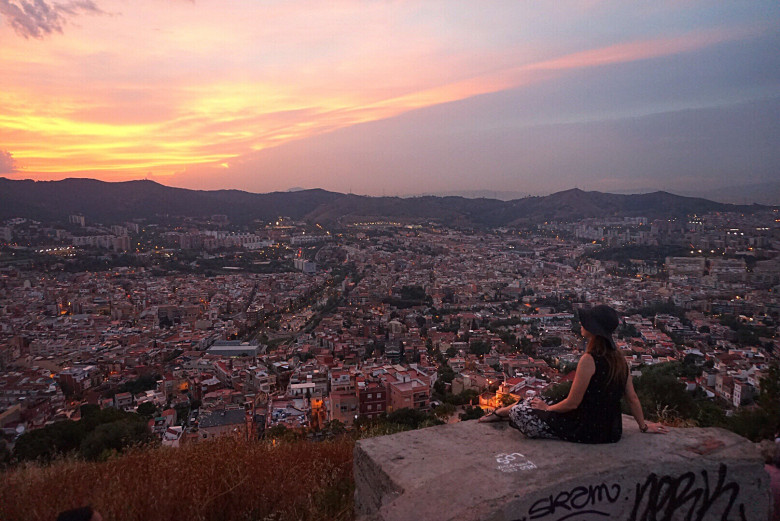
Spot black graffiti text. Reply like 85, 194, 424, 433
629, 463, 747, 521
526, 482, 621, 521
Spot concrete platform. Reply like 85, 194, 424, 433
354, 416, 772, 521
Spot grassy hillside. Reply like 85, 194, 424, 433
0, 436, 355, 521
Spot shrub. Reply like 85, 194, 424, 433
79, 420, 155, 461
459, 406, 485, 421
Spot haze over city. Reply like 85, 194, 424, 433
1, 1, 779, 200
3, 3, 780, 519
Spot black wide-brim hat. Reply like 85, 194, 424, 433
578, 304, 619, 349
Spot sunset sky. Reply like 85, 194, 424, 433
1, 1, 779, 197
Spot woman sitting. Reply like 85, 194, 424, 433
479, 304, 666, 443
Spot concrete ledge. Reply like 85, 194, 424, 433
354, 415, 772, 521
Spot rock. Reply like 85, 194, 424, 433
758, 440, 780, 465
354, 415, 772, 521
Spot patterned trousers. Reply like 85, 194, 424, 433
507, 398, 558, 439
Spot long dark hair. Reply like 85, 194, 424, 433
586, 335, 627, 387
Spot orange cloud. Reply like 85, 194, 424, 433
0, 0, 762, 185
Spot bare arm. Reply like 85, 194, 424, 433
625, 370, 667, 434
532, 354, 595, 413
624, 372, 645, 428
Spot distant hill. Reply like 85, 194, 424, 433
0, 178, 766, 226
684, 181, 780, 206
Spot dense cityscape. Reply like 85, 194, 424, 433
2, 1, 779, 518
1, 205, 778, 463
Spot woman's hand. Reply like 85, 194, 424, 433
642, 421, 668, 434
530, 397, 548, 411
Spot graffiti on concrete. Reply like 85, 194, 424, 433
629, 463, 746, 521
496, 452, 537, 473
510, 463, 748, 521
526, 482, 621, 520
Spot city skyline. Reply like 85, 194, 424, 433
1, 1, 779, 197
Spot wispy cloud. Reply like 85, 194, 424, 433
1, 0, 777, 194
0, 25, 758, 180
0, 0, 103, 39
0, 149, 18, 173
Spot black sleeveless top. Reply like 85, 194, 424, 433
544, 354, 626, 444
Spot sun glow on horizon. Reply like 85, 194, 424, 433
0, 0, 777, 193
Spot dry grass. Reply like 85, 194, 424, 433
0, 436, 356, 521
654, 405, 697, 428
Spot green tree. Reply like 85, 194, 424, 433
459, 389, 480, 405
542, 381, 572, 403
618, 323, 639, 339
519, 337, 536, 356
80, 403, 101, 418
80, 407, 132, 432
322, 420, 347, 438
12, 429, 58, 462
265, 424, 304, 442
115, 373, 161, 396
727, 363, 780, 440
386, 408, 441, 429
680, 355, 703, 379
438, 364, 456, 384
469, 340, 491, 356
174, 403, 191, 425
13, 406, 151, 462
400, 285, 426, 302
727, 408, 776, 442
634, 364, 696, 421
459, 406, 485, 421
433, 403, 456, 422
13, 419, 86, 462
136, 402, 158, 418
694, 400, 727, 428
756, 363, 780, 422
79, 419, 154, 461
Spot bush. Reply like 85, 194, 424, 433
459, 406, 485, 421
265, 424, 305, 443
13, 420, 86, 462
386, 408, 442, 430
433, 403, 456, 421
115, 373, 162, 396
540, 336, 562, 348
469, 341, 490, 356
634, 363, 697, 421
542, 381, 572, 403
136, 402, 157, 418
79, 420, 155, 461
14, 408, 151, 463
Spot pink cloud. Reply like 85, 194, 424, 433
526, 28, 754, 72
0, 149, 18, 173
